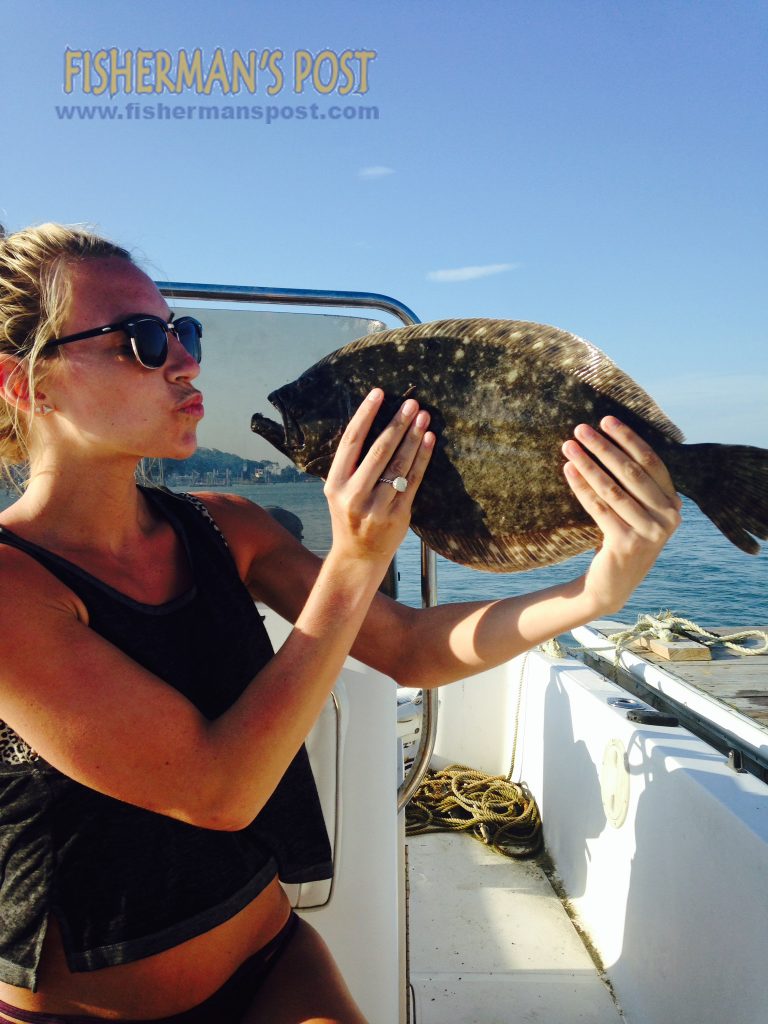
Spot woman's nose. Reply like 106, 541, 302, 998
166, 331, 201, 379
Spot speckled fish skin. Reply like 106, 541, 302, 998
251, 318, 768, 571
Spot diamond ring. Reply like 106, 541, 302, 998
379, 476, 409, 493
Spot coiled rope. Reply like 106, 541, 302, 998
404, 765, 542, 857
404, 612, 768, 857
607, 612, 768, 663
405, 653, 542, 858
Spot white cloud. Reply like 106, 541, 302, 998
358, 166, 395, 178
427, 262, 520, 283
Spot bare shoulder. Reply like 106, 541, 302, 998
188, 489, 266, 519
188, 491, 322, 613
186, 491, 292, 579
0, 541, 90, 715
186, 490, 280, 537
0, 540, 86, 624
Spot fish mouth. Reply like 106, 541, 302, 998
268, 393, 306, 453
250, 411, 295, 460
250, 396, 309, 462
251, 390, 344, 478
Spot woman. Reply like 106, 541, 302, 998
0, 223, 680, 1024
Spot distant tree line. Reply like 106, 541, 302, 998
148, 447, 310, 484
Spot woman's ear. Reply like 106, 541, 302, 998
0, 354, 33, 412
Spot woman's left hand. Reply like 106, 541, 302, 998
562, 416, 682, 615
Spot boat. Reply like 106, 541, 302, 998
156, 279, 768, 1024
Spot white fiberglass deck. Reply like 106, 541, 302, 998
407, 833, 622, 1024
416, 642, 768, 1024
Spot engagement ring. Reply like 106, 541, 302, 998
379, 476, 409, 493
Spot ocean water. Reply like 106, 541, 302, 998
213, 483, 767, 627
2, 481, 765, 627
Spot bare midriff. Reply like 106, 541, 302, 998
0, 875, 290, 1020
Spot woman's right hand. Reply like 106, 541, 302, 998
562, 416, 682, 615
322, 389, 435, 568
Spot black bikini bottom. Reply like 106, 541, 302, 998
0, 912, 299, 1024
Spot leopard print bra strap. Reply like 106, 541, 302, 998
0, 721, 38, 766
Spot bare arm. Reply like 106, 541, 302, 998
382, 416, 682, 687
0, 390, 434, 831
4, 403, 669, 833
242, 415, 681, 690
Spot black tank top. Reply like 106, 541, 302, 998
0, 487, 331, 990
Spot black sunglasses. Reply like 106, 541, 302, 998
47, 314, 203, 369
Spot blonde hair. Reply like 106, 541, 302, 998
0, 222, 133, 482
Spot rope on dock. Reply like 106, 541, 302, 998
608, 612, 768, 662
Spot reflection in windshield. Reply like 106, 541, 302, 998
153, 306, 384, 561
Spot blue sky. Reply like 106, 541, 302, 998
2, 0, 766, 445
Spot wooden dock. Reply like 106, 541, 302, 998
633, 625, 768, 728
571, 622, 768, 776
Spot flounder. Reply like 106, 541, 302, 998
251, 318, 768, 571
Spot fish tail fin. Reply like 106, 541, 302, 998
670, 443, 768, 554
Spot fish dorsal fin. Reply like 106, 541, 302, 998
317, 317, 685, 444
313, 330, 387, 368
496, 319, 685, 444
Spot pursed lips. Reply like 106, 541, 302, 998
175, 392, 204, 416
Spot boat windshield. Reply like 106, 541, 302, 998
153, 303, 387, 562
